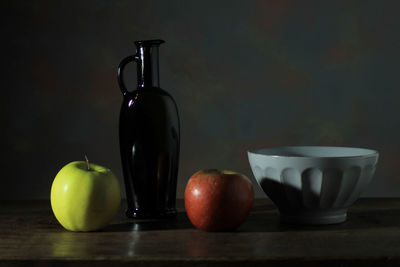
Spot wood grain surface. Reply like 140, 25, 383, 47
1, 199, 399, 266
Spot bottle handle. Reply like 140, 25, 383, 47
117, 55, 138, 96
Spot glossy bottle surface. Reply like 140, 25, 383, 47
118, 40, 180, 218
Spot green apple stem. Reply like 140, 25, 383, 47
85, 155, 91, 170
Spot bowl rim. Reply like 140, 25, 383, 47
247, 146, 379, 159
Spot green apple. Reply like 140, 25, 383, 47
50, 156, 121, 231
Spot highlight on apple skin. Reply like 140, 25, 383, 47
184, 169, 254, 231
50, 158, 121, 232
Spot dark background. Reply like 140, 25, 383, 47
3, 0, 400, 200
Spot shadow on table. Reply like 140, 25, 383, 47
239, 202, 400, 233
103, 199, 400, 233
103, 211, 193, 232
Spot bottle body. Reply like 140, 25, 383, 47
119, 87, 180, 218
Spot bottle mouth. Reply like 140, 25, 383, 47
134, 39, 165, 47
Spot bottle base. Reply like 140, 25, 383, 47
126, 208, 177, 219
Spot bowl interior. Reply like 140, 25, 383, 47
248, 146, 378, 158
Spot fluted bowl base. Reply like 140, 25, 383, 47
280, 209, 347, 225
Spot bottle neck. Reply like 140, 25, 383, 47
136, 45, 160, 88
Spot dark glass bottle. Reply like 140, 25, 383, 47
117, 40, 180, 219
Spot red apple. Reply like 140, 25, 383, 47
184, 169, 254, 231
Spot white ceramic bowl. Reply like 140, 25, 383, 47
248, 146, 379, 225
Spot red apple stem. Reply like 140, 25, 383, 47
84, 155, 91, 170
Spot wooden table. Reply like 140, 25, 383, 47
1, 199, 399, 266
